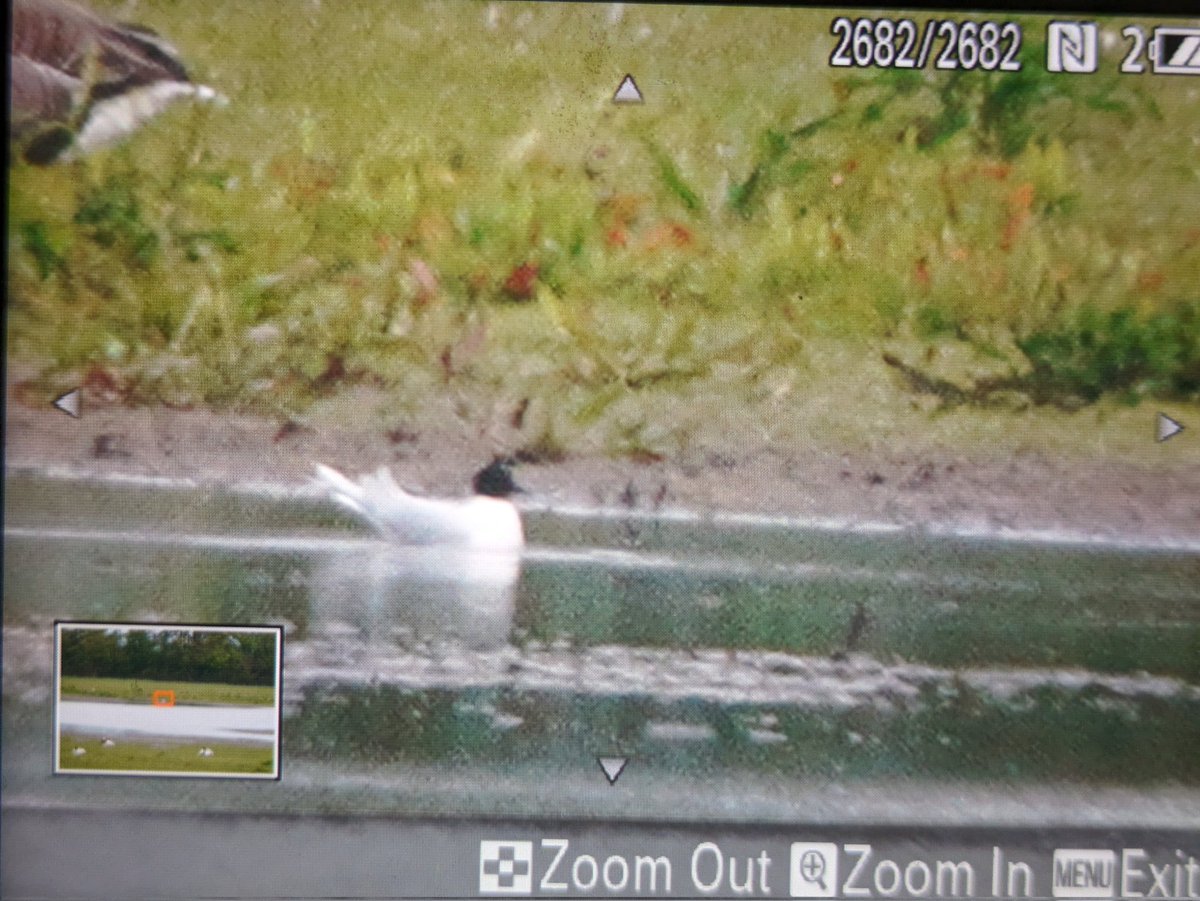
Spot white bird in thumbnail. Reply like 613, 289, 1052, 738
197, 747, 214, 757
314, 457, 524, 550
100, 736, 115, 747
71, 746, 86, 756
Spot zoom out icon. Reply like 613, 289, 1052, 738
790, 843, 838, 898
480, 841, 533, 895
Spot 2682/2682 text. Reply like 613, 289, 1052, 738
829, 17, 1023, 72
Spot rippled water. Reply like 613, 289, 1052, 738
59, 700, 275, 743
4, 472, 1199, 823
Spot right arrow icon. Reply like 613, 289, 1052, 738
1157, 412, 1185, 443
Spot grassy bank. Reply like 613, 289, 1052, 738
59, 734, 274, 774
60, 676, 275, 706
8, 3, 1199, 462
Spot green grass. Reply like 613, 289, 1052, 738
59, 734, 274, 774
1016, 302, 1200, 406
7, 3, 1199, 458
60, 676, 275, 706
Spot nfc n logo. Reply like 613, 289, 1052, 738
1047, 22, 1099, 73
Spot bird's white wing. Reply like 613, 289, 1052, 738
314, 463, 371, 517
314, 464, 523, 549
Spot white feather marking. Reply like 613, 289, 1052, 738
73, 81, 227, 154
314, 464, 523, 550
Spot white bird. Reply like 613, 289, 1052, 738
314, 458, 524, 551
312, 458, 525, 648
100, 736, 115, 747
197, 747, 214, 757
71, 746, 86, 756
10, 0, 226, 163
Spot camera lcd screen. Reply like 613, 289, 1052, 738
4, 1, 1198, 898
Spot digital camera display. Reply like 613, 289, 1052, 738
4, 1, 1198, 898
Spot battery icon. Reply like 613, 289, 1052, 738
1151, 27, 1200, 75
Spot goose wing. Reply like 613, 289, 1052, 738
11, 0, 226, 161
10, 55, 80, 138
13, 0, 190, 87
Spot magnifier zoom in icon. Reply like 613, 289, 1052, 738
790, 842, 838, 897
799, 850, 827, 889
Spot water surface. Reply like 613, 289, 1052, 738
5, 472, 1198, 824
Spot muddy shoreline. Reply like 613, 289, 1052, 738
6, 387, 1200, 544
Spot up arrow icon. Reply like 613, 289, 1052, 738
612, 74, 643, 104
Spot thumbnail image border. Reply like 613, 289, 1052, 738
53, 621, 283, 780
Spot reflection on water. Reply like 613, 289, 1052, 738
310, 544, 519, 650
4, 473, 1200, 821
59, 700, 275, 744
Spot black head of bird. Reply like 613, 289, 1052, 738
473, 456, 523, 498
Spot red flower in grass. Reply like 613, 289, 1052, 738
503, 262, 539, 300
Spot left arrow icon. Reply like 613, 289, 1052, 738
53, 389, 81, 418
